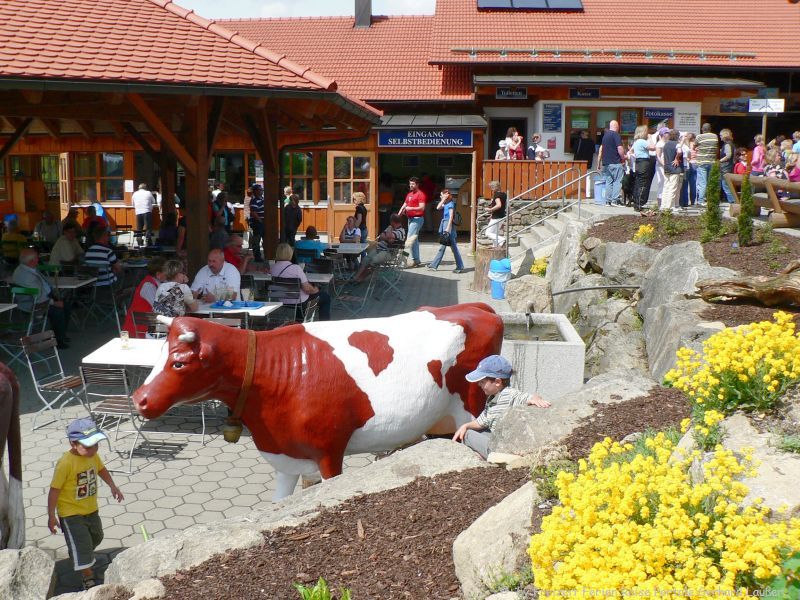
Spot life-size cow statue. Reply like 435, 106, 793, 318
133, 303, 503, 500
0, 362, 24, 549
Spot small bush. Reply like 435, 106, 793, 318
484, 565, 534, 594
294, 578, 352, 600
631, 224, 655, 244
778, 433, 800, 454
765, 551, 800, 598
701, 161, 723, 242
531, 459, 578, 500
658, 209, 688, 237
756, 222, 775, 245
738, 173, 755, 247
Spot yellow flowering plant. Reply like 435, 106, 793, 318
665, 312, 800, 416
530, 256, 548, 277
529, 434, 800, 597
632, 224, 655, 244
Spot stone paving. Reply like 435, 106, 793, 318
7, 239, 508, 594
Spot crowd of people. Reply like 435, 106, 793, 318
599, 123, 800, 213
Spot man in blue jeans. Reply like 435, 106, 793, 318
597, 120, 625, 205
398, 176, 426, 268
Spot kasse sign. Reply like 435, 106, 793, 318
378, 130, 473, 148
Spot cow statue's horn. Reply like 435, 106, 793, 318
156, 315, 174, 327
178, 332, 197, 343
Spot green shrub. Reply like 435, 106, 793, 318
531, 460, 578, 500
738, 173, 754, 247
778, 433, 800, 454
701, 161, 723, 242
765, 551, 800, 598
484, 565, 534, 594
658, 209, 688, 237
294, 578, 352, 600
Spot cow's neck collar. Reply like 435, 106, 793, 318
225, 329, 257, 439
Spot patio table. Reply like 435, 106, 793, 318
0, 303, 17, 314
249, 271, 334, 286
82, 337, 165, 368
332, 243, 369, 255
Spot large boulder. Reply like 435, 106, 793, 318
680, 414, 800, 518
547, 221, 588, 313
106, 440, 487, 586
505, 275, 552, 314
585, 323, 648, 379
52, 584, 130, 600
491, 369, 657, 456
577, 298, 648, 378
643, 299, 724, 381
509, 247, 536, 279
453, 482, 538, 600
601, 242, 659, 287
555, 273, 608, 317
637, 241, 737, 317
0, 547, 54, 600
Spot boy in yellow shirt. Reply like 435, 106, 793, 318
47, 418, 124, 590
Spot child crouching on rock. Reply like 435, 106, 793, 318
453, 355, 550, 458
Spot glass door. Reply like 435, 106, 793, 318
326, 151, 375, 238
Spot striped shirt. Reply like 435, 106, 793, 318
376, 225, 406, 251
84, 244, 118, 286
475, 387, 531, 430
695, 132, 719, 165
249, 195, 265, 219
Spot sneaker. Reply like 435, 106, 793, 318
82, 576, 97, 591
407, 261, 422, 269
427, 265, 438, 271
454, 268, 466, 274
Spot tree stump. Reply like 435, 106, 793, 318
696, 273, 800, 307
471, 244, 507, 293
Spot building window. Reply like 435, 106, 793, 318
73, 152, 124, 202
330, 153, 370, 204
281, 152, 314, 201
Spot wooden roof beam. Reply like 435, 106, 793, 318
127, 93, 197, 177
122, 122, 160, 163
0, 117, 34, 162
75, 120, 93, 138
207, 97, 226, 156
38, 118, 60, 139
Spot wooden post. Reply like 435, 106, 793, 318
244, 109, 280, 258
470, 245, 506, 293
159, 153, 177, 216
761, 113, 768, 143
184, 99, 210, 277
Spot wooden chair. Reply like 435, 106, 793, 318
294, 247, 318, 264
265, 276, 302, 327
22, 330, 87, 430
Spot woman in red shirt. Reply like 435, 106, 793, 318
733, 148, 749, 175
121, 258, 165, 337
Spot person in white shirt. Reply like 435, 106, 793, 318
131, 183, 155, 247
190, 249, 241, 303
33, 210, 62, 245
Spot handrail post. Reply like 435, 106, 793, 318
505, 187, 510, 258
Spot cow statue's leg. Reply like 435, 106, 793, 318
261, 451, 320, 501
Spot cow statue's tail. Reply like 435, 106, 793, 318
0, 363, 23, 549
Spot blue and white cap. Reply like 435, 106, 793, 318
66, 418, 107, 447
465, 355, 513, 382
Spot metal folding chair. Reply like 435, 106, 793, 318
81, 366, 147, 474
22, 330, 88, 430
333, 268, 377, 318
265, 276, 303, 326
0, 287, 50, 368
372, 246, 407, 301
131, 311, 169, 339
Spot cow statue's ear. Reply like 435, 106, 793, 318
198, 341, 215, 365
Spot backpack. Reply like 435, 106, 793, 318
453, 210, 463, 226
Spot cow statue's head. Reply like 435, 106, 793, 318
133, 316, 224, 419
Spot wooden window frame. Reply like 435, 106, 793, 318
564, 107, 643, 151
0, 157, 8, 202
72, 152, 125, 204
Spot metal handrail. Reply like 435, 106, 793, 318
477, 166, 583, 239
506, 170, 601, 260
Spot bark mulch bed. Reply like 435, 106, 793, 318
560, 387, 690, 461
106, 386, 686, 600
586, 214, 800, 276
699, 303, 800, 328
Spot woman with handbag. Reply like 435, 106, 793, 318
427, 189, 465, 273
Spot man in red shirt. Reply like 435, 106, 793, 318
398, 176, 426, 268
222, 235, 252, 275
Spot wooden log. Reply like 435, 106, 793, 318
696, 273, 800, 307
471, 245, 507, 293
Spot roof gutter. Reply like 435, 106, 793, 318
0, 77, 381, 123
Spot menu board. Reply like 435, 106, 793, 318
542, 104, 562, 132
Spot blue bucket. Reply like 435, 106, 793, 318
491, 279, 506, 300
488, 258, 512, 300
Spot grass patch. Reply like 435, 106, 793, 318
778, 433, 800, 454
531, 459, 579, 501
484, 565, 535, 595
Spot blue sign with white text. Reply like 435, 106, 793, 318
378, 130, 473, 148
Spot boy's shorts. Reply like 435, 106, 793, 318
60, 511, 104, 571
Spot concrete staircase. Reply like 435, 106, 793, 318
514, 200, 637, 259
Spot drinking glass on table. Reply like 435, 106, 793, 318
120, 330, 130, 350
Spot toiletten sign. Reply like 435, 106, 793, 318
496, 87, 528, 100
378, 129, 473, 148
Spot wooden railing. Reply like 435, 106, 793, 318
481, 160, 587, 200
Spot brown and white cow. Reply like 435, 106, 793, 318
0, 362, 23, 549
133, 303, 502, 499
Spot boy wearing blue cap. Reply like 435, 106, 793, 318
453, 355, 550, 458
47, 418, 124, 590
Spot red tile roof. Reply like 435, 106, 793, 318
0, 0, 339, 91
222, 16, 474, 102
429, 0, 800, 68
